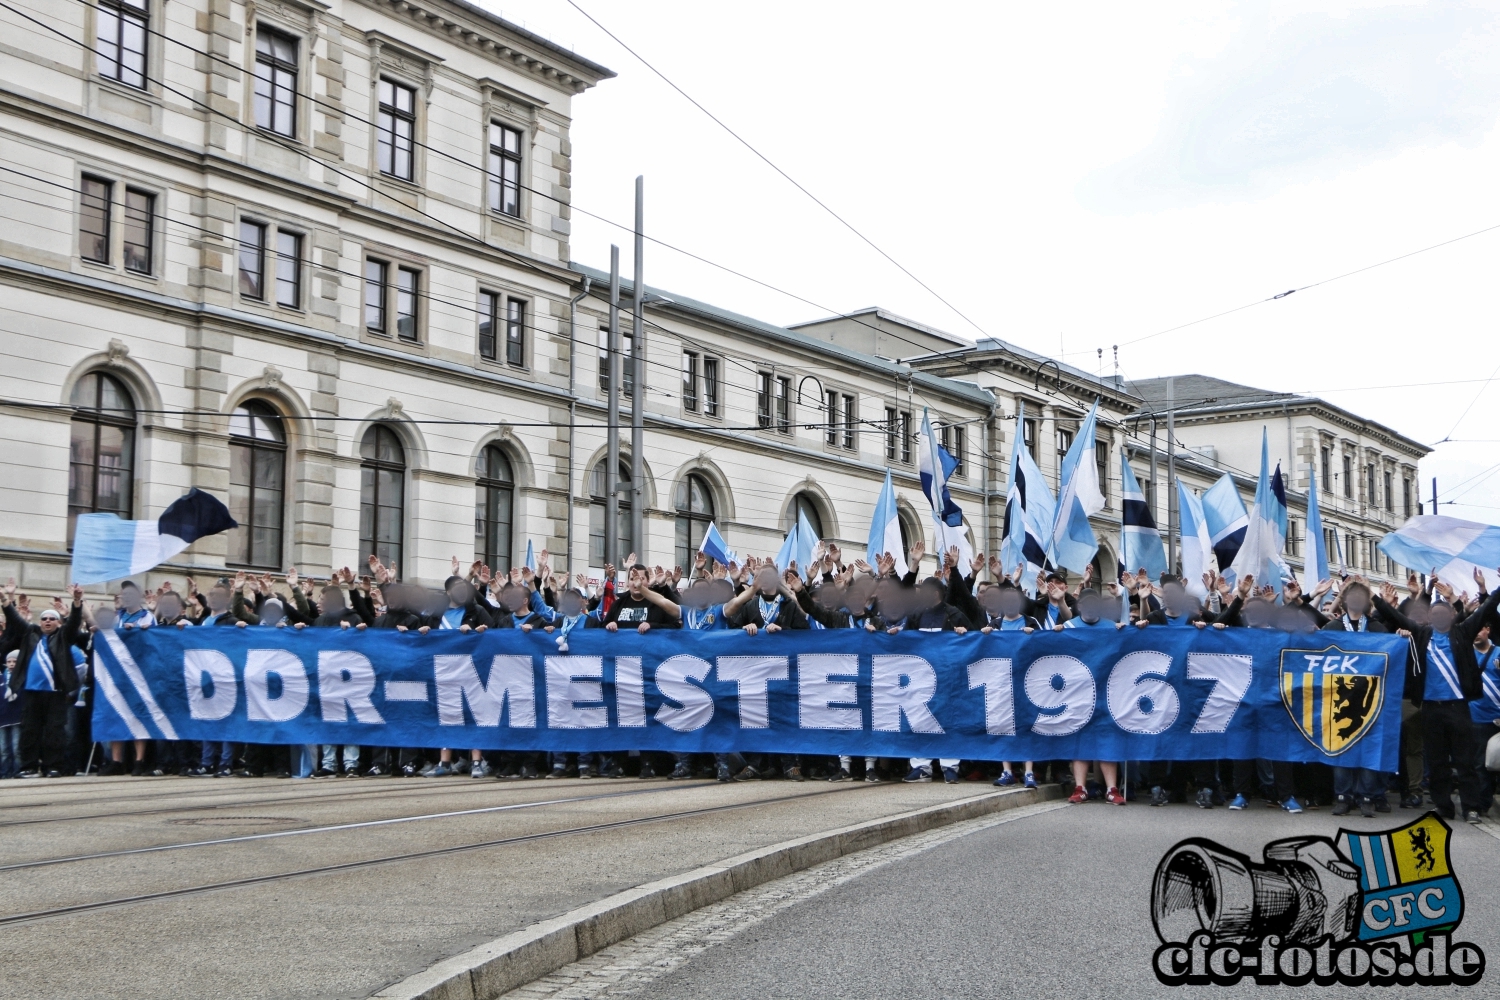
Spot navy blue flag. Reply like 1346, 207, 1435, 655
92, 627, 1405, 769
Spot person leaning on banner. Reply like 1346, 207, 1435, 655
3, 584, 85, 777
1375, 573, 1500, 824
1466, 622, 1499, 819
722, 561, 807, 780
1320, 577, 1391, 817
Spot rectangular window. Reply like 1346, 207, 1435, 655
1057, 428, 1073, 459
597, 328, 610, 394
885, 406, 898, 460
825, 389, 839, 446
954, 425, 969, 477
1287, 518, 1300, 557
775, 376, 791, 433
1383, 471, 1393, 513
80, 176, 112, 263
1347, 533, 1357, 569
1023, 418, 1038, 461
505, 298, 524, 366
479, 291, 498, 359
253, 28, 298, 137
621, 328, 634, 398
274, 230, 301, 307
682, 351, 699, 412
487, 122, 522, 217
703, 357, 719, 417
1366, 463, 1377, 506
1342, 455, 1353, 498
364, 258, 387, 333
900, 410, 912, 464
1095, 438, 1108, 500
842, 394, 856, 450
377, 78, 416, 181
1403, 478, 1413, 518
396, 266, 419, 341
1320, 445, 1331, 491
122, 188, 153, 274
95, 0, 147, 90
940, 423, 951, 454
238, 220, 266, 299
758, 372, 773, 429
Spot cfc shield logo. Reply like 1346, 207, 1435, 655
1151, 812, 1484, 987
1279, 644, 1387, 755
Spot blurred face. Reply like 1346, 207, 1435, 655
996, 589, 1024, 618
1162, 583, 1196, 618
501, 586, 529, 612
1342, 586, 1371, 618
814, 583, 844, 611
93, 605, 117, 630
1242, 600, 1273, 629
1076, 594, 1103, 623
157, 593, 182, 619
1406, 600, 1431, 626
119, 586, 143, 612
754, 567, 780, 595
260, 598, 284, 625
710, 580, 735, 605
320, 587, 345, 612
846, 578, 874, 610
448, 580, 475, 607
682, 581, 714, 610
207, 586, 232, 613
558, 592, 585, 617
628, 568, 649, 596
1429, 603, 1455, 634
1278, 604, 1316, 633
1477, 625, 1491, 647
916, 583, 942, 610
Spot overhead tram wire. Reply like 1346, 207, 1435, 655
562, 0, 992, 341
36, 0, 997, 371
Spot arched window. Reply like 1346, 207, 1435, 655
68, 372, 135, 543
674, 473, 715, 569
227, 401, 286, 569
475, 444, 514, 572
588, 458, 632, 567
360, 424, 405, 571
786, 491, 823, 539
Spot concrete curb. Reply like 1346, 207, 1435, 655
372, 784, 1063, 1000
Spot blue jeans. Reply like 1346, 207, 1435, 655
1333, 766, 1381, 799
0, 725, 19, 776
201, 740, 234, 770
321, 745, 361, 771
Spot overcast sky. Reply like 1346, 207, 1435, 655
482, 0, 1500, 524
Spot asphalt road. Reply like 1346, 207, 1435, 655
0, 773, 998, 1000
616, 801, 1500, 1000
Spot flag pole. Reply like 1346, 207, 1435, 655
1166, 377, 1177, 576
605, 246, 620, 569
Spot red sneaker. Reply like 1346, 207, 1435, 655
1068, 786, 1089, 804
1105, 786, 1126, 806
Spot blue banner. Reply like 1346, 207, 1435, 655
91, 627, 1406, 769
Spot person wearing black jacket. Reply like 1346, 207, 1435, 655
312, 582, 366, 629
724, 566, 808, 633
3, 585, 85, 776
1375, 578, 1500, 821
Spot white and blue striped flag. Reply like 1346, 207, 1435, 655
698, 521, 736, 567
1178, 481, 1214, 599
70, 488, 238, 585
1378, 514, 1500, 592
1301, 463, 1329, 593
524, 540, 537, 573
918, 410, 973, 569
773, 520, 799, 574
1000, 414, 1055, 592
1119, 452, 1166, 581
1202, 473, 1249, 573
865, 469, 909, 578
1229, 429, 1292, 589
1050, 401, 1105, 574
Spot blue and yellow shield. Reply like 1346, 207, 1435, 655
1279, 644, 1388, 755
1338, 813, 1463, 944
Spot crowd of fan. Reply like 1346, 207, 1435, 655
3, 542, 1498, 824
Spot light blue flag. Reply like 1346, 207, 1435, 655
1301, 464, 1329, 591
918, 410, 973, 567
524, 540, 536, 573
1000, 414, 1056, 593
1050, 401, 1105, 574
795, 507, 820, 579
1379, 514, 1500, 592
1119, 452, 1166, 581
1229, 429, 1291, 589
1178, 481, 1214, 599
866, 470, 909, 578
70, 488, 238, 585
774, 520, 799, 574
698, 521, 736, 567
1202, 473, 1249, 573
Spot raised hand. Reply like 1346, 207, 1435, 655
1408, 572, 1422, 598
1312, 577, 1333, 599
945, 546, 960, 573
70, 583, 84, 605
854, 558, 872, 575
970, 552, 986, 576
672, 565, 683, 586
827, 543, 842, 565
625, 552, 637, 569
908, 540, 925, 567
1283, 579, 1302, 602
1381, 582, 1399, 605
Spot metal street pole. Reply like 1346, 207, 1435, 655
564, 276, 591, 579
605, 245, 620, 570
630, 176, 645, 564
1166, 376, 1176, 574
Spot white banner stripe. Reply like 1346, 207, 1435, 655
1379, 834, 1398, 891
1359, 836, 1382, 889
101, 631, 179, 740
94, 655, 151, 740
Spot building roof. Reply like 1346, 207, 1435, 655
1128, 375, 1295, 413
442, 0, 616, 81
1126, 374, 1430, 459
567, 263, 996, 409
787, 307, 975, 352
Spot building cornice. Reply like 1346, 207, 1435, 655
1160, 398, 1429, 460
351, 0, 615, 91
